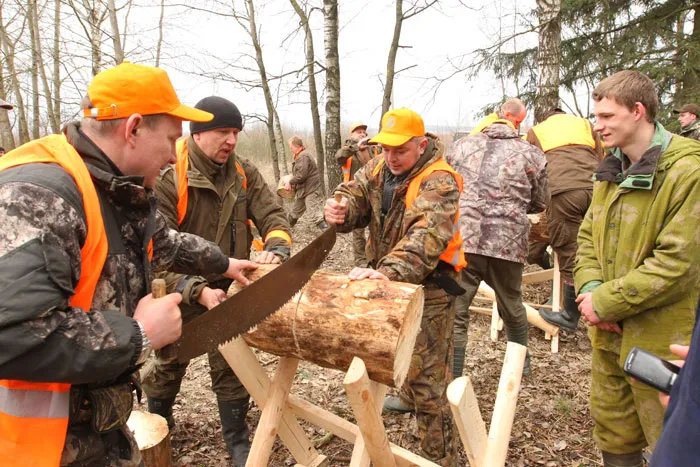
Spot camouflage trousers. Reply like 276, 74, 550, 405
351, 227, 367, 267
546, 189, 592, 285
289, 189, 325, 226
141, 302, 248, 402
590, 348, 665, 454
61, 425, 143, 466
398, 285, 456, 466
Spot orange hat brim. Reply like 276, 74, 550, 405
369, 132, 413, 147
167, 104, 214, 123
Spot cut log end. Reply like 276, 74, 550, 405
393, 285, 423, 387
126, 410, 172, 467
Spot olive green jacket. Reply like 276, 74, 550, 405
575, 124, 700, 363
156, 137, 290, 305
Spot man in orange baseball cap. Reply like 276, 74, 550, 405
0, 63, 259, 466
325, 107, 464, 465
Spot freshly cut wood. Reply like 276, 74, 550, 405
228, 265, 425, 388
126, 410, 172, 467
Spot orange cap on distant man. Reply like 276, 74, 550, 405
83, 62, 213, 123
349, 122, 368, 133
370, 108, 425, 146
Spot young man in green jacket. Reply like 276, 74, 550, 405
576, 70, 700, 466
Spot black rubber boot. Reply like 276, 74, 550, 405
505, 324, 530, 376
147, 396, 176, 430
382, 396, 415, 414
602, 451, 643, 467
539, 284, 580, 330
218, 398, 251, 466
452, 346, 466, 378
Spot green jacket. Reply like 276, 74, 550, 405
575, 124, 700, 363
156, 137, 290, 305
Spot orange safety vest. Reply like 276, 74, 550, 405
0, 134, 109, 466
174, 139, 291, 246
373, 158, 466, 271
342, 157, 353, 182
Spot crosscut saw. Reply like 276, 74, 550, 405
174, 226, 336, 363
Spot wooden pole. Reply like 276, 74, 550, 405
247, 357, 300, 466
344, 357, 397, 467
447, 376, 487, 467
478, 282, 559, 337
126, 410, 172, 467
482, 342, 527, 466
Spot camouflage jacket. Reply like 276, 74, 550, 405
289, 148, 320, 198
575, 124, 700, 362
333, 135, 461, 285
0, 123, 229, 395
680, 119, 700, 141
156, 136, 290, 306
447, 122, 549, 263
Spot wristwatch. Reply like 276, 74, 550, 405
135, 321, 152, 365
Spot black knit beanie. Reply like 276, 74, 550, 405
190, 96, 243, 134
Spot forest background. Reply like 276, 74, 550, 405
0, 0, 698, 192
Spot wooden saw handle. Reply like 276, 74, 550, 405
151, 278, 178, 360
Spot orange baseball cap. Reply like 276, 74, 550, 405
349, 122, 367, 133
370, 108, 425, 146
83, 62, 213, 123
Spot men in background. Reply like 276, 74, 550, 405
324, 108, 465, 466
673, 103, 700, 140
577, 70, 699, 466
335, 121, 380, 266
448, 115, 548, 378
526, 109, 605, 330
285, 135, 327, 229
469, 97, 527, 135
0, 63, 257, 466
142, 96, 291, 466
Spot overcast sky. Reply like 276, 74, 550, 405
131, 0, 539, 135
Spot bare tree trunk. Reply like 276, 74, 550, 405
30, 0, 60, 134
242, 0, 281, 182
272, 105, 288, 175
290, 0, 325, 193
677, 6, 699, 104
0, 72, 15, 150
323, 0, 341, 193
381, 0, 403, 124
90, 7, 103, 75
28, 0, 41, 139
52, 0, 62, 131
534, 0, 561, 123
107, 0, 124, 64
0, 7, 30, 144
155, 0, 165, 67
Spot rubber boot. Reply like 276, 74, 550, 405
602, 451, 643, 467
505, 324, 530, 376
452, 346, 466, 378
539, 284, 580, 330
218, 398, 251, 466
382, 396, 415, 414
147, 396, 176, 430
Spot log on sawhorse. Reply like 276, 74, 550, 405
218, 337, 442, 467
471, 254, 562, 353
447, 341, 527, 467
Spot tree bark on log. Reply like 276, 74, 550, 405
126, 410, 172, 467
228, 265, 424, 387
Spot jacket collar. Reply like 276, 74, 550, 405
593, 122, 672, 190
